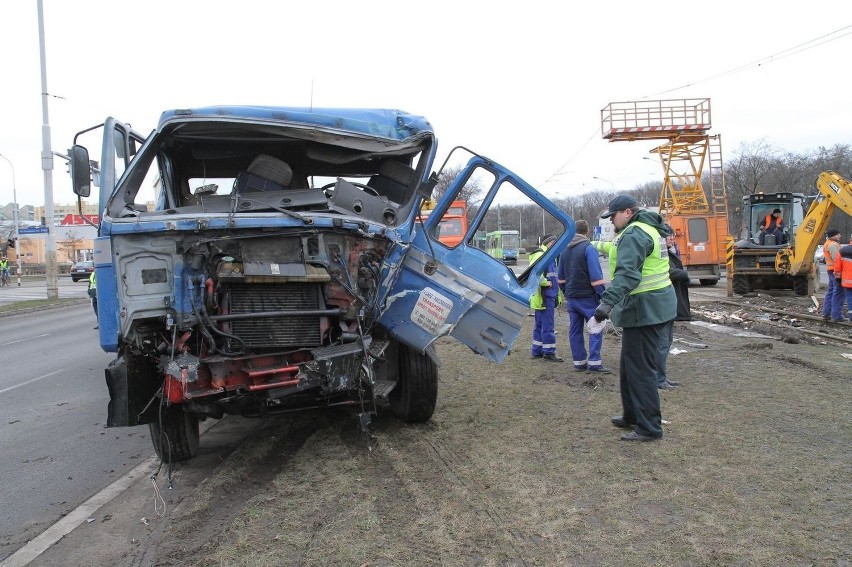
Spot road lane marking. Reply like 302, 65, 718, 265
0, 456, 161, 567
0, 419, 220, 566
0, 370, 62, 395
1, 334, 51, 347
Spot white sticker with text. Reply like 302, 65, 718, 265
411, 287, 454, 335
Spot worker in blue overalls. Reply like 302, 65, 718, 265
530, 234, 564, 362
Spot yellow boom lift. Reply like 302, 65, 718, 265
600, 98, 729, 285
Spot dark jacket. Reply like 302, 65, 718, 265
668, 245, 691, 321
601, 210, 676, 328
558, 234, 605, 299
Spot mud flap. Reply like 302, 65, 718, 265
105, 355, 161, 427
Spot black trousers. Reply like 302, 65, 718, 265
619, 323, 666, 438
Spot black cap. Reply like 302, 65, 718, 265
827, 228, 840, 238
600, 195, 638, 219
772, 208, 781, 214
665, 224, 675, 235
541, 234, 556, 246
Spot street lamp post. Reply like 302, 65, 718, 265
0, 153, 22, 286
593, 176, 615, 191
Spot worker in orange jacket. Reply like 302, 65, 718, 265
759, 208, 786, 245
822, 228, 844, 322
838, 243, 852, 323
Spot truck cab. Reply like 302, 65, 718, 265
69, 106, 574, 462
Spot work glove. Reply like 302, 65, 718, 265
594, 303, 612, 322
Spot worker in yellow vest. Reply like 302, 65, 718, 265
88, 269, 99, 329
593, 195, 676, 442
529, 234, 563, 362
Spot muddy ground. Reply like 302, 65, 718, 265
29, 296, 852, 567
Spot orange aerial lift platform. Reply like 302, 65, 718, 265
601, 98, 729, 285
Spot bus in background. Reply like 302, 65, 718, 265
485, 230, 520, 265
420, 200, 467, 247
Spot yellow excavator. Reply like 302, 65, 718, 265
730, 171, 852, 295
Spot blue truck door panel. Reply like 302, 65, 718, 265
378, 157, 574, 362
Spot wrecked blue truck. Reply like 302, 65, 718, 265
69, 106, 573, 462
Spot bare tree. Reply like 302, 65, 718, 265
627, 181, 662, 209
432, 165, 486, 209
724, 139, 782, 206
0, 222, 14, 257
58, 231, 84, 263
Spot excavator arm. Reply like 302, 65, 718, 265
778, 171, 852, 275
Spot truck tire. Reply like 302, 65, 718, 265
732, 274, 750, 295
390, 343, 438, 423
149, 405, 200, 462
793, 275, 809, 296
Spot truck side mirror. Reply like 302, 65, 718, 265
69, 145, 91, 198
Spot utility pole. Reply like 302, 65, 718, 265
517, 209, 522, 242
37, 0, 58, 299
0, 153, 22, 286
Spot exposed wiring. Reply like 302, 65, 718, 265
151, 476, 167, 517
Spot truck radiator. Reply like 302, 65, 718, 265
225, 283, 323, 348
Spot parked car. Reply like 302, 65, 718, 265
70, 260, 94, 282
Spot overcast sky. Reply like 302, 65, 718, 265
1, 1, 851, 210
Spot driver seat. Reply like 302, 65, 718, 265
233, 154, 293, 194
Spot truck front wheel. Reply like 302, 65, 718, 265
390, 343, 438, 423
149, 404, 200, 462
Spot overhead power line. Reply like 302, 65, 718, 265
648, 25, 852, 98
543, 24, 852, 187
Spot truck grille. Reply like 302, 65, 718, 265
226, 283, 323, 348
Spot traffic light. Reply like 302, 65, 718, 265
6, 238, 13, 249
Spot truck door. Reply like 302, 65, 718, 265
379, 153, 574, 363
684, 216, 713, 264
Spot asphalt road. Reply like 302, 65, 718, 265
0, 277, 90, 306
0, 302, 152, 560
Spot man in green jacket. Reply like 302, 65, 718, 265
593, 195, 676, 441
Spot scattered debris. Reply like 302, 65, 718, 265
690, 320, 773, 339
673, 338, 708, 349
